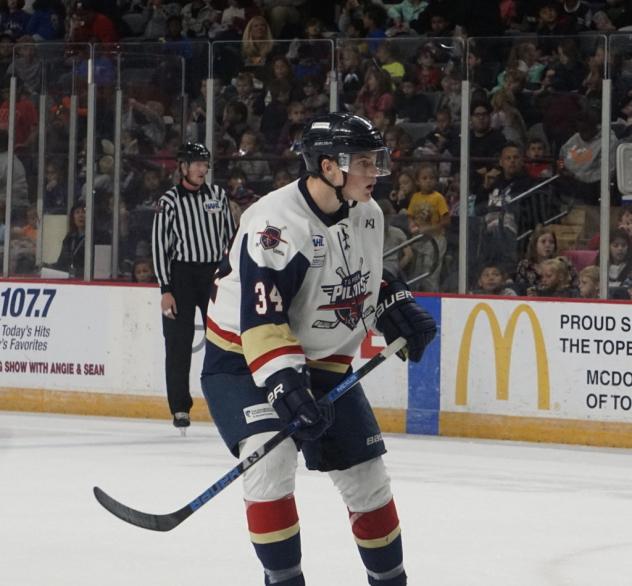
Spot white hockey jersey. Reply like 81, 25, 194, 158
203, 177, 384, 387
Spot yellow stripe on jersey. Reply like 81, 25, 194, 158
307, 357, 352, 374
249, 522, 300, 545
353, 526, 402, 549
241, 323, 304, 370
206, 318, 244, 354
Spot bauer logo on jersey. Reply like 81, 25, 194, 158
256, 222, 287, 255
313, 261, 375, 330
204, 200, 222, 213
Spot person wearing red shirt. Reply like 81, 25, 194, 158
67, 0, 119, 43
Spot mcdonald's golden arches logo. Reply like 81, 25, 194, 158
455, 303, 550, 410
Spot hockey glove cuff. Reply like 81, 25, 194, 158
376, 279, 437, 362
266, 367, 334, 441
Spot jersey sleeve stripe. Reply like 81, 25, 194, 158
241, 322, 303, 363
248, 345, 304, 374
206, 316, 243, 346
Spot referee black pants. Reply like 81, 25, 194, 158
162, 261, 217, 415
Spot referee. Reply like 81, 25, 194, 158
152, 142, 236, 430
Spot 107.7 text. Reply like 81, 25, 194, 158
0, 287, 56, 318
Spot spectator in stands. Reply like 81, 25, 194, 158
406, 162, 448, 291
272, 166, 292, 189
599, 0, 632, 30
389, 169, 416, 214
534, 1, 570, 37
274, 98, 303, 149
354, 67, 394, 120
515, 224, 578, 295
52, 203, 86, 277
220, 0, 261, 38
606, 228, 632, 289
378, 197, 413, 281
66, 0, 119, 43
43, 159, 67, 213
339, 44, 364, 109
141, 0, 170, 40
469, 100, 506, 193
394, 74, 432, 122
474, 142, 535, 274
578, 264, 599, 298
132, 257, 157, 283
162, 14, 193, 59
470, 262, 517, 295
26, 0, 65, 40
261, 0, 305, 38
612, 94, 632, 140
6, 36, 41, 95
550, 39, 586, 93
231, 128, 271, 183
259, 78, 291, 146
267, 54, 302, 102
436, 71, 461, 123
0, 81, 37, 151
0, 0, 30, 40
221, 99, 249, 145
226, 167, 258, 222
123, 97, 166, 154
232, 71, 265, 129
560, 0, 593, 32
241, 14, 273, 73
558, 108, 617, 207
387, 0, 428, 36
0, 128, 28, 211
375, 41, 405, 86
415, 108, 460, 159
533, 257, 579, 297
411, 45, 442, 92
467, 43, 497, 92
490, 88, 527, 147
181, 0, 217, 38
301, 75, 327, 117
524, 138, 553, 179
361, 3, 387, 53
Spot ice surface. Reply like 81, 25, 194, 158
3, 411, 632, 585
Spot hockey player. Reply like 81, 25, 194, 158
201, 112, 436, 585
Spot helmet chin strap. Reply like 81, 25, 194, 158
315, 168, 353, 208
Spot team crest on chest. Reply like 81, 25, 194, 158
256, 222, 287, 255
313, 260, 374, 330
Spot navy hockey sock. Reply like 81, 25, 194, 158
349, 498, 407, 585
246, 495, 305, 585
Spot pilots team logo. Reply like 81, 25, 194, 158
455, 302, 550, 410
257, 222, 287, 254
313, 261, 374, 330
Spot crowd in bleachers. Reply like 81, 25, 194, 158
2, 0, 632, 298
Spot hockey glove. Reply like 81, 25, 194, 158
376, 280, 437, 362
266, 367, 334, 442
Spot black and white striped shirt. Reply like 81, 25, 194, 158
152, 183, 235, 293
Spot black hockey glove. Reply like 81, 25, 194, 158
266, 367, 334, 441
376, 280, 437, 362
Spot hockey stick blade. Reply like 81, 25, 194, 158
93, 337, 406, 532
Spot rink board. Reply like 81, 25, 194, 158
439, 296, 632, 447
2, 281, 632, 446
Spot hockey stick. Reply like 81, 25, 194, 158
93, 336, 406, 532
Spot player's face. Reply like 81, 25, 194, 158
343, 153, 382, 202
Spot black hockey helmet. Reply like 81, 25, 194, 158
177, 142, 211, 163
300, 112, 391, 178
